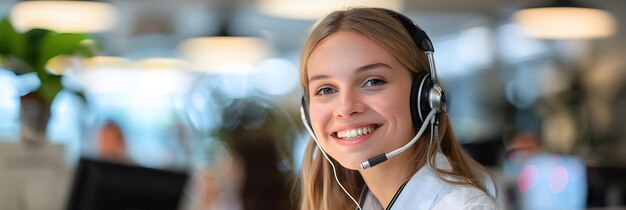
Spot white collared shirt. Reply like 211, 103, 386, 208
360, 153, 502, 210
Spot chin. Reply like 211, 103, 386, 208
335, 157, 367, 171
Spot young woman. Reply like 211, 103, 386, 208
298, 7, 502, 210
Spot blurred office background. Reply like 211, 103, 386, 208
0, 0, 625, 209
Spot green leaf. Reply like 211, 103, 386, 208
1, 20, 96, 103
0, 19, 27, 65
37, 33, 90, 69
23, 29, 53, 73
0, 19, 13, 55
36, 74, 63, 104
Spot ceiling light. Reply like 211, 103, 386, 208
10, 1, 117, 33
513, 0, 616, 39
258, 0, 404, 20
178, 37, 271, 74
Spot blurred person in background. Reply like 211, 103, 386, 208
94, 120, 131, 162
501, 130, 541, 209
298, 7, 502, 209
505, 131, 541, 165
189, 99, 293, 210
228, 129, 290, 210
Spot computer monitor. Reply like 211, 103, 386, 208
66, 157, 189, 210
518, 153, 587, 210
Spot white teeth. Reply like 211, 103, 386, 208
336, 126, 376, 140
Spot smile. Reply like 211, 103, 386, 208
333, 125, 380, 140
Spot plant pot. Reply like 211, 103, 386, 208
19, 92, 51, 143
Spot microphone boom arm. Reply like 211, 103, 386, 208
360, 109, 437, 169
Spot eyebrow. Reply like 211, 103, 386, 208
308, 63, 392, 83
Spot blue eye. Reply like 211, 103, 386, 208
363, 78, 386, 87
315, 87, 336, 95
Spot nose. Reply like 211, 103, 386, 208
333, 90, 365, 119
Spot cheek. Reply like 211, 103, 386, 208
308, 103, 332, 135
380, 89, 412, 116
372, 88, 415, 131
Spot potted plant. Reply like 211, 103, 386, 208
0, 19, 95, 142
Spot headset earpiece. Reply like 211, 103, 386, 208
410, 72, 433, 128
382, 8, 448, 130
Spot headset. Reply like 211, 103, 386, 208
299, 8, 448, 209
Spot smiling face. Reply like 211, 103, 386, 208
306, 30, 416, 170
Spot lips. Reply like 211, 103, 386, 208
333, 124, 380, 140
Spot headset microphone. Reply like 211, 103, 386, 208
360, 109, 436, 169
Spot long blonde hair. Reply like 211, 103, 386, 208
299, 7, 493, 210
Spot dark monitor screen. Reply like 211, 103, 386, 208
67, 157, 189, 210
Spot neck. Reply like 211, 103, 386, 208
359, 150, 414, 208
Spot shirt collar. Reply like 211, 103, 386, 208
361, 153, 451, 210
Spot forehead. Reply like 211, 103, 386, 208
307, 30, 397, 78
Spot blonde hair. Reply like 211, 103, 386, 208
299, 7, 494, 210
